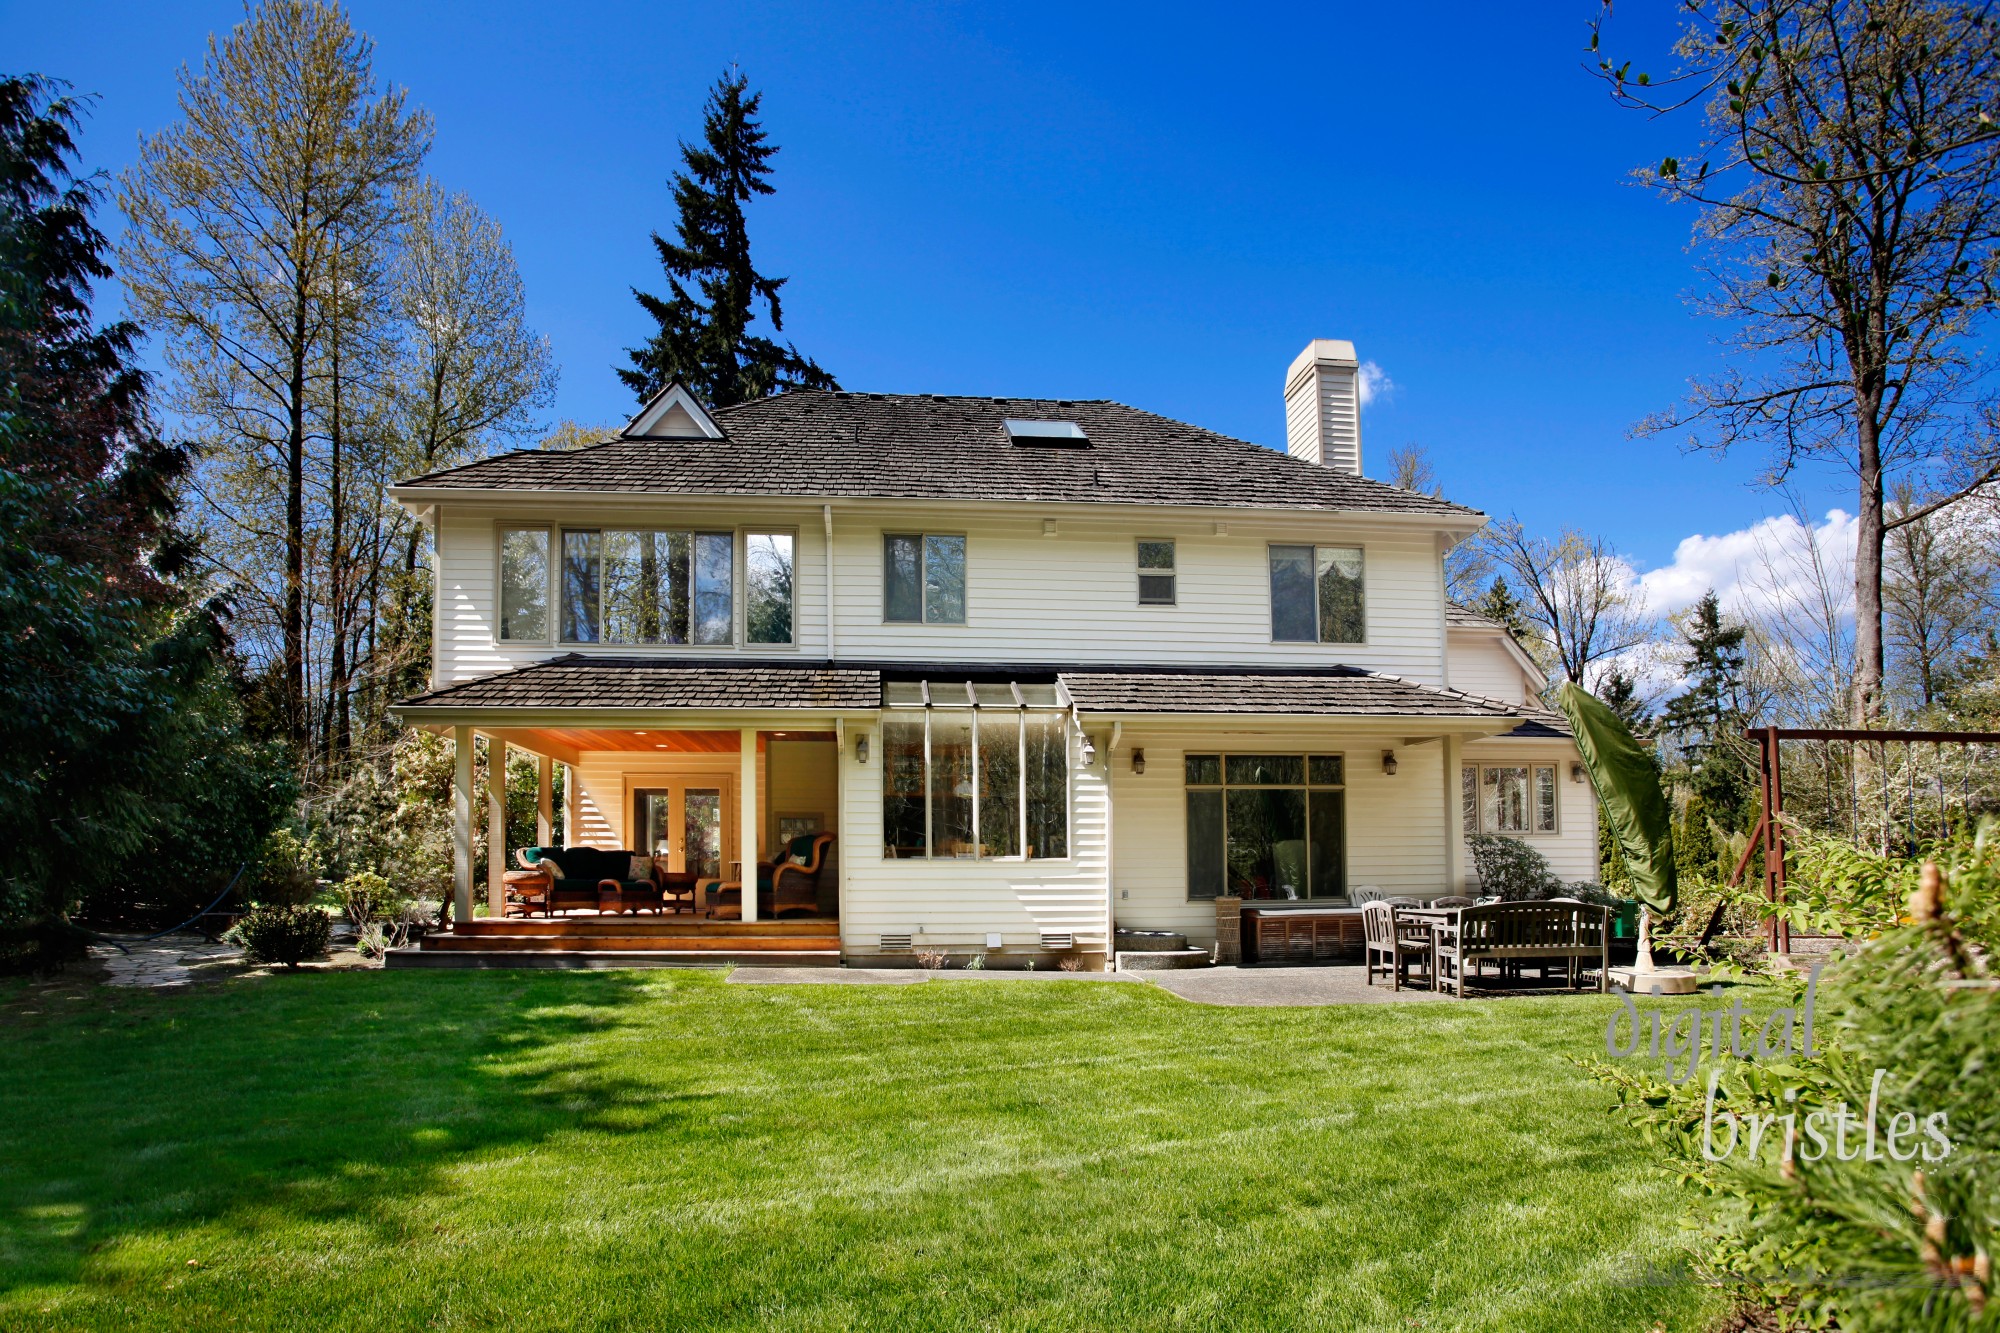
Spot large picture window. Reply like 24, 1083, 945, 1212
881, 684, 1067, 859
1461, 764, 1559, 834
1269, 544, 1365, 643
498, 528, 549, 641
561, 528, 734, 646
884, 534, 967, 624
1186, 753, 1345, 901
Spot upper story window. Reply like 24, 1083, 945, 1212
884, 534, 966, 624
745, 532, 794, 645
561, 529, 734, 645
498, 528, 550, 641
1137, 539, 1176, 605
1269, 544, 1365, 644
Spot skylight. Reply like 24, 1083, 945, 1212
1004, 418, 1089, 446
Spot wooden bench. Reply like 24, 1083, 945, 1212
1432, 901, 1609, 997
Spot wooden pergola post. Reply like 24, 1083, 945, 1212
451, 725, 474, 923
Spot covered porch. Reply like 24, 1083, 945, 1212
388, 659, 881, 961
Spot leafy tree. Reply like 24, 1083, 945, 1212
117, 0, 431, 755
621, 70, 837, 407
1593, 0, 2000, 725
0, 76, 291, 967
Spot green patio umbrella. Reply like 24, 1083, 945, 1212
1555, 680, 1676, 915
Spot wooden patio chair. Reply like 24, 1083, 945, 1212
1362, 901, 1434, 991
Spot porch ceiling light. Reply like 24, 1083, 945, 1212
1381, 749, 1398, 776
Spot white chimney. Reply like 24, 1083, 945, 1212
1283, 339, 1362, 475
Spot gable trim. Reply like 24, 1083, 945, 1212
624, 380, 724, 440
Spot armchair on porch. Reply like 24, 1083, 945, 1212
701, 833, 836, 920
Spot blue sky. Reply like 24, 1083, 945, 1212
8, 0, 1858, 588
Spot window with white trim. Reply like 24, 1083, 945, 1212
1137, 539, 1176, 605
1270, 544, 1365, 643
884, 534, 967, 624
561, 528, 734, 645
1461, 764, 1559, 834
498, 527, 549, 641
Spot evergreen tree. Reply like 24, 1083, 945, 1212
1597, 666, 1649, 730
620, 70, 837, 407
0, 76, 292, 968
1661, 589, 1753, 824
1472, 575, 1532, 645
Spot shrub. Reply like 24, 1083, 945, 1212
252, 828, 325, 908
914, 949, 950, 970
1586, 822, 2000, 1331
235, 904, 331, 967
1467, 834, 1563, 900
339, 870, 402, 927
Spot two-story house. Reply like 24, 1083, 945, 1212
386, 339, 1595, 967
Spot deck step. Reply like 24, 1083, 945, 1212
385, 948, 842, 970
453, 917, 838, 938
422, 932, 835, 953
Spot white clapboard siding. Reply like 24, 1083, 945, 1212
1447, 631, 1539, 704
1456, 740, 1600, 891
429, 501, 1450, 685
1106, 727, 1451, 949
834, 725, 1111, 953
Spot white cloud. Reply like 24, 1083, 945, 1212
1356, 360, 1392, 408
1635, 508, 1858, 620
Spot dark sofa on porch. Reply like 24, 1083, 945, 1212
514, 846, 660, 915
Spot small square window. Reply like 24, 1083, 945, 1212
1137, 539, 1176, 606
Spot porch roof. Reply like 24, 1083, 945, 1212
1055, 666, 1540, 722
395, 655, 881, 712
395, 656, 1552, 728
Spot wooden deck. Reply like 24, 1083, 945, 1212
385, 915, 842, 969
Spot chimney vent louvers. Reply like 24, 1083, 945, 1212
1282, 340, 1363, 476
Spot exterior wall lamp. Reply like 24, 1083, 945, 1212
1132, 748, 1146, 775
1571, 761, 1587, 784
1381, 749, 1398, 776
855, 732, 869, 765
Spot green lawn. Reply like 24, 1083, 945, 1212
0, 967, 1727, 1331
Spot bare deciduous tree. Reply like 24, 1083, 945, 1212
1483, 519, 1653, 689
1593, 0, 2000, 724
1384, 442, 1494, 603
1884, 480, 1999, 709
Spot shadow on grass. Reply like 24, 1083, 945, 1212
0, 967, 715, 1298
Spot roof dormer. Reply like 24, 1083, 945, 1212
623, 380, 725, 439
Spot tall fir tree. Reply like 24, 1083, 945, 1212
621, 70, 837, 408
1661, 589, 1753, 824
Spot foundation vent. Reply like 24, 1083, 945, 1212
1040, 931, 1076, 950
879, 933, 913, 952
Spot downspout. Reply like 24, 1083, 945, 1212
823, 504, 836, 660
1436, 531, 1451, 690
1105, 720, 1121, 966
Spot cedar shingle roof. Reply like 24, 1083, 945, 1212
396, 656, 882, 711
1055, 667, 1526, 719
395, 656, 1531, 722
1446, 603, 1508, 631
394, 392, 1482, 518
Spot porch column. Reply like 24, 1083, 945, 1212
562, 762, 579, 846
739, 726, 759, 922
536, 754, 554, 845
452, 725, 474, 922
486, 736, 507, 917
1442, 734, 1464, 893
